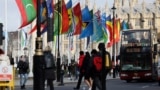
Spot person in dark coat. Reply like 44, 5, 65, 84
98, 43, 112, 90
44, 46, 56, 90
17, 55, 29, 89
82, 51, 92, 90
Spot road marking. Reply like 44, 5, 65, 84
142, 85, 149, 88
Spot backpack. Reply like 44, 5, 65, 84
44, 53, 55, 69
93, 55, 102, 71
93, 53, 112, 71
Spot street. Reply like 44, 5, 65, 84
14, 79, 160, 90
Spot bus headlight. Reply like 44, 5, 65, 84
121, 74, 128, 77
145, 73, 152, 76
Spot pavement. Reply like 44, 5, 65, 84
14, 74, 120, 87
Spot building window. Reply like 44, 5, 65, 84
135, 19, 140, 26
148, 19, 153, 27
64, 44, 68, 49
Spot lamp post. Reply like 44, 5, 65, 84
33, 0, 45, 90
111, 5, 116, 78
56, 0, 61, 82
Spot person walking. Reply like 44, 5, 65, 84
17, 55, 29, 89
90, 49, 102, 90
98, 43, 112, 90
44, 46, 56, 90
82, 51, 92, 90
73, 51, 85, 90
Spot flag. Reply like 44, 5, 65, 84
106, 15, 113, 47
73, 3, 82, 35
91, 14, 103, 42
61, 0, 70, 34
79, 22, 93, 39
21, 30, 27, 48
66, 0, 72, 27
114, 18, 121, 43
54, 10, 62, 35
16, 0, 37, 28
40, 1, 47, 23
46, 0, 53, 18
46, 0, 54, 42
101, 12, 108, 43
82, 6, 92, 22
121, 20, 128, 30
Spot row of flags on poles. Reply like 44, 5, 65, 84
15, 0, 131, 49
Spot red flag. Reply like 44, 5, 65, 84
16, 0, 37, 28
73, 3, 82, 35
61, 0, 70, 34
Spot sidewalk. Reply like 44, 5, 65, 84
14, 75, 119, 87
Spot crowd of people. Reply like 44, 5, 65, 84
0, 42, 119, 90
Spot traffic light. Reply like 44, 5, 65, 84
0, 23, 3, 45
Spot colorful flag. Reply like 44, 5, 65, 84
66, 0, 73, 36
106, 15, 113, 47
73, 3, 82, 35
54, 10, 62, 35
121, 20, 129, 30
15, 0, 37, 28
91, 14, 103, 42
21, 30, 27, 48
61, 0, 70, 34
114, 18, 121, 43
79, 22, 93, 39
46, 0, 53, 18
82, 6, 92, 22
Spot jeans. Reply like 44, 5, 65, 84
20, 73, 28, 86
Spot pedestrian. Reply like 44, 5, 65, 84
82, 51, 92, 90
0, 49, 10, 66
98, 43, 112, 90
68, 63, 72, 80
17, 55, 29, 89
44, 46, 56, 90
59, 62, 65, 85
74, 61, 79, 80
90, 49, 102, 90
73, 51, 85, 90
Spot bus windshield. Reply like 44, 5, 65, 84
121, 30, 151, 46
121, 30, 152, 71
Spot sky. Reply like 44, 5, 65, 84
0, 0, 155, 32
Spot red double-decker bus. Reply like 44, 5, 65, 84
120, 29, 159, 82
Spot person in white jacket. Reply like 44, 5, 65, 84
0, 49, 10, 66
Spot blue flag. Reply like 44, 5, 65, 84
82, 6, 92, 22
46, 0, 53, 18
79, 22, 93, 39
91, 15, 103, 42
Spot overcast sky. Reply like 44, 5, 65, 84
0, 0, 155, 32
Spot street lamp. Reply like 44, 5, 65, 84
56, 0, 61, 82
111, 5, 116, 79
33, 0, 45, 90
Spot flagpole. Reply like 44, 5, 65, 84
111, 4, 116, 78
5, 0, 8, 55
56, 0, 61, 82
33, 0, 45, 89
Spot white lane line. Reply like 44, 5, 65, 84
142, 85, 149, 88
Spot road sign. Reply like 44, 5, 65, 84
0, 66, 13, 81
